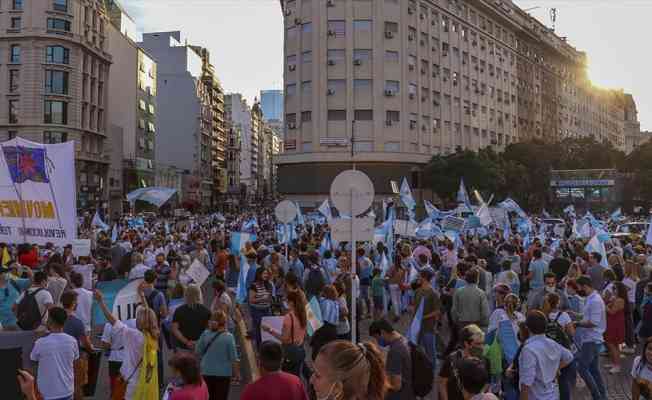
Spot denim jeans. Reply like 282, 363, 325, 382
419, 332, 437, 370
249, 306, 270, 349
558, 359, 577, 400
576, 342, 607, 400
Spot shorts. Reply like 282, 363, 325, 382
373, 296, 384, 311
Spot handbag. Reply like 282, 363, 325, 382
282, 313, 304, 373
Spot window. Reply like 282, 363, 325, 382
301, 22, 312, 33
353, 20, 372, 31
385, 50, 399, 62
408, 84, 417, 96
139, 99, 146, 111
327, 49, 345, 62
53, 0, 68, 12
44, 100, 67, 124
385, 80, 399, 93
327, 79, 345, 94
10, 45, 20, 63
147, 122, 155, 132
353, 79, 372, 90
301, 81, 312, 97
138, 119, 145, 129
327, 20, 345, 37
9, 70, 19, 92
286, 26, 297, 39
8, 100, 18, 124
328, 110, 347, 121
384, 21, 398, 33
148, 104, 155, 114
45, 70, 69, 94
47, 18, 71, 32
11, 17, 21, 29
12, 0, 22, 10
386, 110, 400, 122
285, 83, 296, 96
301, 51, 312, 64
287, 55, 297, 67
354, 110, 373, 120
301, 111, 312, 122
353, 49, 372, 62
43, 131, 67, 143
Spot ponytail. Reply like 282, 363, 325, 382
360, 341, 388, 400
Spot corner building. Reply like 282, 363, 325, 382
277, 0, 629, 205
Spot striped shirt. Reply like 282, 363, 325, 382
249, 282, 272, 309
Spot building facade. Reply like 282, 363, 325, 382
139, 31, 215, 208
278, 0, 634, 206
0, 0, 112, 211
106, 6, 157, 215
623, 93, 642, 154
260, 89, 284, 122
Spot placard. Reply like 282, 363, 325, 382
72, 239, 91, 257
261, 316, 284, 344
554, 224, 566, 237
393, 220, 418, 237
185, 259, 210, 287
441, 215, 466, 232
112, 279, 143, 321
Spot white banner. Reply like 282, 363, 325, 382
0, 138, 76, 246
393, 220, 418, 237
442, 215, 466, 233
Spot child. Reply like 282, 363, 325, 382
371, 268, 384, 320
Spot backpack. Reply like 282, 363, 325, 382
305, 266, 325, 299
545, 312, 573, 349
16, 288, 45, 330
145, 289, 162, 318
409, 342, 434, 397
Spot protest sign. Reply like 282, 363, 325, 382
441, 215, 466, 232
185, 259, 210, 287
0, 138, 76, 246
393, 220, 418, 237
261, 316, 284, 344
92, 279, 135, 325
71, 239, 91, 257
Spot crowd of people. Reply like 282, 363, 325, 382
2, 207, 652, 400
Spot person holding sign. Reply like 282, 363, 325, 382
94, 282, 160, 400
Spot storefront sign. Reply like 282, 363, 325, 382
550, 179, 615, 187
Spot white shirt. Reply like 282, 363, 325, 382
16, 287, 54, 326
488, 308, 524, 336
112, 319, 144, 391
72, 264, 94, 290
101, 319, 137, 363
631, 356, 652, 385
30, 332, 79, 400
548, 311, 573, 328
128, 263, 150, 280
623, 277, 637, 304
73, 287, 93, 334
577, 291, 606, 345
519, 334, 573, 400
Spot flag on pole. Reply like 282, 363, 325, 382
92, 211, 110, 232
111, 224, 118, 242
230, 232, 256, 256
406, 299, 424, 344
503, 217, 511, 241
306, 296, 324, 336
318, 199, 332, 221
295, 202, 305, 225
400, 177, 416, 221
609, 208, 622, 222
585, 235, 608, 267
236, 257, 250, 304
457, 178, 472, 209
476, 203, 493, 226
497, 198, 527, 219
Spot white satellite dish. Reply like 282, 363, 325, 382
330, 170, 375, 217
275, 200, 298, 224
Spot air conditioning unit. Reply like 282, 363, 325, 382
288, 64, 296, 71
385, 90, 395, 97
326, 0, 335, 6
353, 59, 362, 66
420, 13, 426, 20
385, 31, 394, 39
408, 33, 415, 41
327, 30, 336, 36
410, 121, 417, 129
284, 9, 291, 16
288, 122, 297, 129
328, 59, 336, 66
327, 89, 335, 95
409, 93, 415, 99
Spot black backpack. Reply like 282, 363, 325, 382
545, 312, 573, 349
305, 266, 325, 299
17, 288, 45, 330
409, 342, 434, 397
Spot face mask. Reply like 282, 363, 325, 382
545, 286, 556, 293
469, 346, 484, 358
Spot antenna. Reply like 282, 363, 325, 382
550, 8, 557, 32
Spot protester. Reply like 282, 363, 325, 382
413, 268, 441, 365
631, 338, 652, 400
70, 271, 93, 334
0, 264, 30, 328
196, 310, 240, 400
241, 341, 308, 400
30, 306, 79, 400
451, 269, 490, 331
458, 357, 499, 400
15, 270, 54, 330
310, 340, 386, 400
605, 281, 628, 374
61, 291, 94, 400
172, 284, 211, 351
369, 319, 414, 400
527, 272, 569, 311
248, 266, 273, 348
262, 290, 307, 377
166, 352, 209, 400
542, 292, 577, 400
438, 324, 486, 400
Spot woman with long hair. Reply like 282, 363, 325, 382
624, 261, 641, 354
196, 310, 240, 400
605, 281, 628, 374
167, 352, 209, 400
95, 283, 160, 400
488, 285, 524, 336
310, 340, 387, 400
385, 254, 406, 322
262, 290, 307, 377
631, 338, 652, 400
248, 267, 273, 348
333, 280, 351, 341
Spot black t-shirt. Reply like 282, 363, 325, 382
438, 351, 465, 400
172, 304, 211, 344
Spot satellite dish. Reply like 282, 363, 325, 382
275, 200, 298, 224
330, 170, 375, 217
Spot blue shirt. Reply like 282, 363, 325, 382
288, 259, 304, 281
196, 330, 239, 377
529, 259, 548, 290
320, 298, 340, 326
358, 257, 373, 282
0, 278, 30, 327
245, 263, 259, 291
519, 334, 574, 400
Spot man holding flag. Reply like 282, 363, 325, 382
369, 319, 415, 400
412, 268, 441, 367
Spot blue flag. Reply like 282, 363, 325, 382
236, 256, 250, 304
400, 177, 416, 221
406, 299, 424, 344
457, 178, 471, 209
92, 211, 110, 232
111, 224, 118, 242
3, 146, 50, 183
645, 217, 652, 246
230, 232, 256, 255
92, 279, 129, 325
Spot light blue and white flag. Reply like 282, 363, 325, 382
457, 178, 472, 209
645, 218, 652, 246
406, 299, 424, 344
236, 257, 250, 304
596, 228, 611, 243
319, 233, 332, 256
498, 198, 527, 219
476, 203, 493, 226
230, 232, 256, 256
318, 199, 332, 221
415, 219, 443, 239
564, 204, 576, 216
585, 235, 608, 267
503, 217, 512, 241
306, 296, 324, 336
400, 177, 416, 221
609, 208, 622, 222
295, 202, 305, 225
242, 217, 258, 232
92, 211, 110, 232
111, 224, 118, 242
542, 209, 551, 219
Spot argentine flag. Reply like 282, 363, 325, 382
92, 211, 110, 232
230, 232, 256, 256
406, 299, 424, 344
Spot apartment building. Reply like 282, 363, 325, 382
139, 31, 214, 208
105, 4, 157, 215
0, 0, 112, 210
277, 0, 634, 205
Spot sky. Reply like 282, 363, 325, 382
120, 0, 650, 131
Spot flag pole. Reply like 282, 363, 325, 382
4, 144, 28, 243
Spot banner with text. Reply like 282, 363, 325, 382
0, 138, 76, 246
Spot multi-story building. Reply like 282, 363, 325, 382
277, 0, 636, 206
139, 31, 214, 208
623, 93, 642, 154
260, 89, 284, 122
105, 3, 157, 215
224, 121, 243, 209
0, 0, 112, 211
